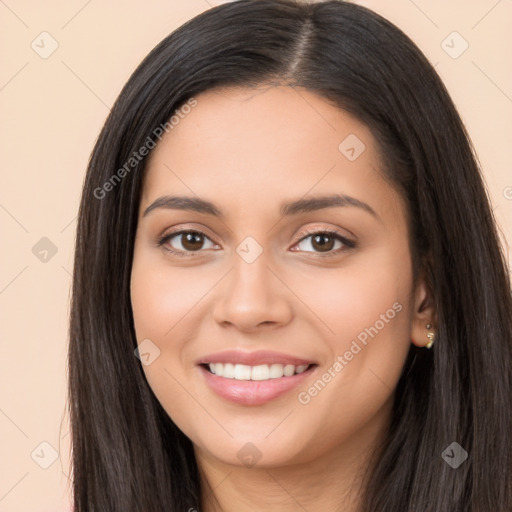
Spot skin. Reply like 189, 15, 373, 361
130, 85, 436, 512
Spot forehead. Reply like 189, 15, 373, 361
148, 84, 376, 166
141, 85, 404, 223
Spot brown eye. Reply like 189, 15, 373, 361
180, 232, 206, 251
159, 230, 217, 255
293, 229, 356, 256
310, 233, 336, 252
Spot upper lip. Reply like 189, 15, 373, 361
197, 350, 316, 367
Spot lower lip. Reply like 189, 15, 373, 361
199, 365, 317, 406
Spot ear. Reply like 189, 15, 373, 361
410, 274, 437, 348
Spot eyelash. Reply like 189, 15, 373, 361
157, 227, 356, 258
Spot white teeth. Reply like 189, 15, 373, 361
283, 364, 295, 377
251, 364, 270, 381
207, 362, 311, 380
269, 364, 284, 378
222, 363, 235, 378
295, 364, 308, 374
234, 364, 252, 380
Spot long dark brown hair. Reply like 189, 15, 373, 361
68, 1, 512, 510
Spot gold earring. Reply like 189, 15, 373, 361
425, 323, 435, 349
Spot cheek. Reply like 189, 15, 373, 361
130, 255, 212, 439
130, 250, 224, 388
130, 253, 210, 341
291, 248, 413, 352
289, 247, 413, 419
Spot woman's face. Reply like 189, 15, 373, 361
130, 85, 433, 469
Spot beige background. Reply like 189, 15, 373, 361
0, 0, 510, 510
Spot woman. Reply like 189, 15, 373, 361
68, 1, 512, 510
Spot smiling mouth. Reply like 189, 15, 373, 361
199, 361, 319, 406
202, 362, 316, 380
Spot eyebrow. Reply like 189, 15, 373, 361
142, 193, 380, 220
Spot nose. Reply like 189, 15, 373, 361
212, 251, 294, 333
